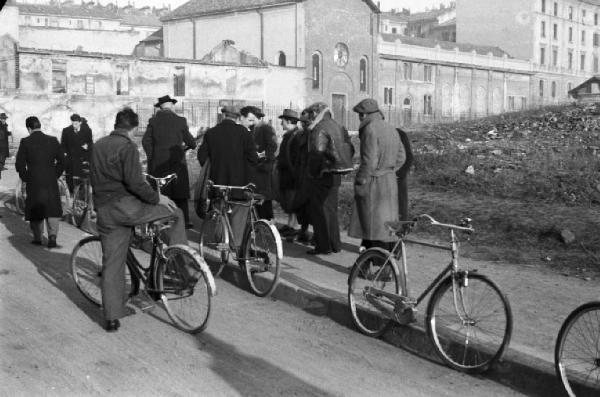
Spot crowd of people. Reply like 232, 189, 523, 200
9, 94, 412, 331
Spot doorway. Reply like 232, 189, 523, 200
331, 93, 347, 126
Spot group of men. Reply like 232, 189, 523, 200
11, 93, 411, 332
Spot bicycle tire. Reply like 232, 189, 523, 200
14, 179, 26, 215
198, 210, 229, 276
555, 301, 600, 397
71, 183, 87, 227
71, 235, 136, 306
156, 244, 215, 334
348, 248, 401, 337
241, 220, 282, 297
426, 273, 513, 373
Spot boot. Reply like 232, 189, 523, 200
47, 235, 57, 248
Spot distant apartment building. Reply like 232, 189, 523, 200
380, 3, 457, 42
457, 0, 597, 103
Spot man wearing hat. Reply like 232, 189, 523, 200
348, 98, 406, 252
0, 112, 11, 172
240, 105, 278, 220
275, 109, 301, 236
197, 105, 258, 247
143, 95, 197, 228
61, 113, 94, 194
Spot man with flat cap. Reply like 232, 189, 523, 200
349, 98, 406, 252
61, 113, 94, 194
198, 105, 258, 247
275, 109, 301, 236
0, 112, 11, 174
143, 95, 197, 228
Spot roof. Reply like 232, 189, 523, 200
380, 33, 510, 58
163, 0, 379, 21
121, 14, 161, 27
381, 6, 454, 23
141, 28, 163, 43
568, 75, 600, 96
17, 3, 161, 26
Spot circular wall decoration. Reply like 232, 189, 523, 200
334, 43, 349, 67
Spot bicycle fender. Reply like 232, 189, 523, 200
257, 220, 283, 259
166, 244, 217, 297
347, 247, 400, 286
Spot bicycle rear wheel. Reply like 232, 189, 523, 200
156, 245, 214, 334
241, 220, 281, 297
198, 210, 229, 276
555, 301, 600, 397
71, 183, 87, 227
348, 248, 401, 337
426, 273, 512, 373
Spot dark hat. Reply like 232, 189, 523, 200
241, 105, 265, 118
0, 112, 7, 119
221, 105, 240, 117
154, 95, 178, 108
278, 109, 299, 121
353, 98, 381, 114
70, 113, 81, 122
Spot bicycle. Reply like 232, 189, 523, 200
198, 180, 283, 297
555, 301, 600, 396
71, 163, 95, 230
70, 173, 216, 334
347, 214, 513, 373
14, 176, 71, 216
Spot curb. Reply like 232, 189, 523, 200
215, 259, 566, 397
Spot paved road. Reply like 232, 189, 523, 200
0, 208, 529, 397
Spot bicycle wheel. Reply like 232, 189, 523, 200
198, 210, 229, 276
348, 248, 401, 337
555, 301, 600, 397
156, 245, 214, 334
71, 183, 87, 227
71, 236, 136, 306
426, 273, 513, 373
14, 180, 26, 215
241, 220, 282, 297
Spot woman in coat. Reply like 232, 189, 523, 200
16, 116, 65, 248
348, 99, 406, 250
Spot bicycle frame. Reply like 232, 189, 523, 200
127, 222, 170, 295
208, 195, 260, 258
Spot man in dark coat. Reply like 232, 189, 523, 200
0, 112, 11, 172
61, 113, 94, 194
91, 107, 188, 333
240, 106, 277, 220
16, 116, 65, 248
197, 106, 258, 247
142, 95, 197, 228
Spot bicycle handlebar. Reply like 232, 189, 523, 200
208, 180, 256, 192
415, 214, 474, 233
144, 173, 178, 188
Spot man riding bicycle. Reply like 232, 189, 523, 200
90, 107, 188, 333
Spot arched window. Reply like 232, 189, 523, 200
551, 81, 557, 98
539, 79, 544, 97
278, 51, 286, 66
312, 52, 321, 89
359, 57, 367, 92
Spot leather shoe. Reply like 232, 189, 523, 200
105, 319, 120, 332
47, 235, 57, 248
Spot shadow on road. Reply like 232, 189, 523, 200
1, 211, 105, 328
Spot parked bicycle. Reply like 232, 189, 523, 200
555, 301, 600, 396
70, 173, 216, 334
71, 162, 95, 230
14, 175, 71, 216
347, 214, 513, 373
198, 180, 283, 297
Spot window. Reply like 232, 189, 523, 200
595, 56, 599, 73
540, 47, 546, 64
539, 80, 544, 97
391, 27, 397, 34
359, 57, 367, 92
553, 23, 558, 39
551, 81, 556, 98
568, 50, 573, 69
567, 82, 572, 97
569, 26, 573, 42
173, 66, 185, 96
423, 64, 432, 82
312, 52, 321, 89
541, 0, 546, 12
581, 53, 586, 70
423, 95, 432, 115
583, 10, 587, 23
383, 87, 393, 105
85, 75, 95, 95
595, 33, 600, 47
596, 13, 598, 25
541, 21, 546, 38
77, 19, 83, 28
569, 6, 573, 20
278, 51, 286, 66
116, 64, 129, 95
554, 2, 558, 16
552, 48, 558, 66
51, 61, 66, 93
582, 30, 586, 45
403, 62, 412, 80
521, 97, 527, 109
508, 96, 515, 110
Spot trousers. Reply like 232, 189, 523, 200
30, 217, 60, 241
97, 195, 187, 321
308, 174, 341, 253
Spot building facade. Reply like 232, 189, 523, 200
380, 4, 457, 42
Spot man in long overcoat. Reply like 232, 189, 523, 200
240, 106, 277, 220
349, 99, 406, 251
143, 95, 197, 228
197, 106, 258, 247
16, 116, 65, 248
61, 113, 94, 193
0, 113, 11, 172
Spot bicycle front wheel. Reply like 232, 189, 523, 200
71, 183, 87, 227
241, 220, 281, 297
348, 248, 401, 337
426, 273, 513, 373
156, 245, 214, 334
555, 301, 600, 397
198, 210, 229, 276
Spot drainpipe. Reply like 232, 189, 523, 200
258, 10, 264, 60
191, 18, 196, 59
